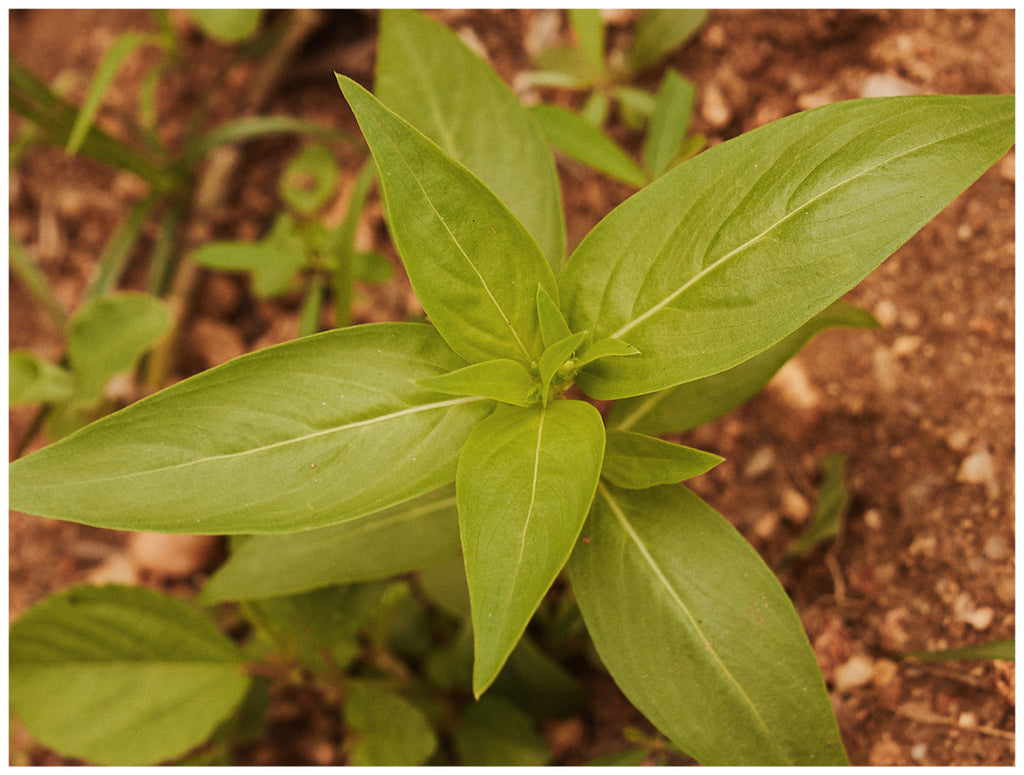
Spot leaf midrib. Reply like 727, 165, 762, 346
609, 123, 992, 341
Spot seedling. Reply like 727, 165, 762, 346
9, 10, 1014, 767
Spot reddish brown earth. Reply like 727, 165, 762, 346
9, 9, 1014, 765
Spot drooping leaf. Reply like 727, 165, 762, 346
780, 452, 848, 567
189, 9, 263, 43
66, 292, 172, 402
10, 323, 493, 534
530, 103, 647, 187
416, 359, 539, 407
454, 695, 550, 766
561, 95, 1015, 399
9, 350, 75, 406
457, 400, 605, 695
601, 430, 722, 489
10, 585, 250, 766
339, 76, 556, 365
344, 683, 438, 766
568, 484, 849, 765
609, 300, 878, 434
376, 9, 565, 270
643, 69, 696, 178
202, 486, 461, 603
280, 145, 338, 216
627, 9, 708, 73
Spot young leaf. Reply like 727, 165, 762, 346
66, 292, 172, 402
10, 585, 250, 766
529, 103, 647, 187
601, 430, 722, 489
457, 400, 605, 696
568, 484, 848, 765
780, 452, 848, 567
190, 234, 305, 298
416, 359, 539, 407
627, 9, 708, 73
344, 684, 438, 766
189, 9, 263, 43
561, 95, 1015, 399
201, 486, 461, 603
537, 330, 589, 400
536, 286, 572, 348
454, 695, 550, 766
609, 300, 879, 434
9, 350, 75, 406
574, 336, 640, 370
643, 69, 696, 178
376, 9, 565, 271
568, 9, 606, 71
10, 323, 493, 534
280, 144, 338, 216
338, 76, 557, 365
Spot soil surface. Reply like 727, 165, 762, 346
9, 9, 1015, 766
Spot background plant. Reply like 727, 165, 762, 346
9, 9, 1015, 767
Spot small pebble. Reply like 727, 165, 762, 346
873, 299, 898, 327
743, 446, 775, 479
872, 346, 898, 392
910, 743, 928, 763
958, 712, 978, 729
863, 508, 882, 530
983, 535, 1008, 561
780, 488, 811, 524
956, 448, 998, 498
700, 83, 732, 128
946, 429, 971, 452
860, 72, 920, 98
129, 532, 222, 578
890, 335, 922, 357
834, 654, 874, 693
86, 553, 140, 586
768, 359, 820, 411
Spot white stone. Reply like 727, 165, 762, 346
834, 654, 875, 693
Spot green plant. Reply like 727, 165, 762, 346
527, 9, 707, 186
9, 10, 1014, 767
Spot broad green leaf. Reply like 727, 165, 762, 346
10, 585, 249, 766
643, 69, 695, 178
202, 486, 461, 603
530, 103, 647, 187
339, 76, 556, 365
568, 484, 848, 765
609, 301, 879, 434
601, 430, 722, 489
376, 9, 565, 270
458, 400, 605, 695
9, 350, 75, 406
903, 639, 1015, 663
537, 330, 589, 401
454, 695, 550, 766
537, 286, 572, 348
562, 95, 1015, 399
780, 452, 848, 567
189, 9, 263, 43
416, 359, 538, 407
569, 9, 606, 70
10, 323, 493, 534
344, 683, 438, 766
280, 145, 338, 216
66, 292, 172, 402
242, 585, 386, 673
627, 9, 708, 73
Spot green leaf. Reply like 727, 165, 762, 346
568, 484, 848, 765
186, 116, 350, 164
601, 430, 722, 489
9, 350, 75, 406
416, 359, 539, 407
568, 9, 606, 70
492, 635, 587, 720
457, 400, 605, 695
536, 286, 572, 348
243, 585, 385, 673
902, 639, 1015, 663
609, 301, 879, 434
351, 251, 393, 284
202, 486, 461, 603
588, 747, 650, 766
575, 336, 640, 370
344, 683, 438, 766
537, 330, 589, 401
376, 9, 565, 271
10, 585, 249, 766
10, 323, 493, 534
627, 9, 708, 73
280, 145, 338, 216
189, 9, 263, 43
561, 95, 1015, 399
780, 453, 848, 567
66, 292, 172, 402
338, 75, 556, 365
643, 69, 695, 178
454, 695, 550, 766
190, 233, 305, 298
614, 86, 657, 130
530, 103, 647, 187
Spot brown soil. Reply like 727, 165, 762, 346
9, 9, 1015, 766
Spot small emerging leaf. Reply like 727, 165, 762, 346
189, 9, 263, 43
643, 69, 695, 179
537, 330, 589, 400
780, 452, 848, 567
568, 9, 606, 71
628, 9, 707, 73
902, 639, 1015, 663
344, 684, 438, 766
458, 401, 605, 696
601, 430, 722, 489
280, 145, 338, 216
416, 359, 538, 407
9, 350, 75, 406
536, 286, 572, 348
